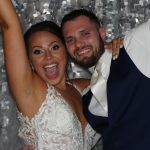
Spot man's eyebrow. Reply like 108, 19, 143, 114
64, 36, 73, 41
80, 29, 89, 33
79, 28, 91, 32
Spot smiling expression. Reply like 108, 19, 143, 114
28, 31, 67, 87
62, 15, 104, 68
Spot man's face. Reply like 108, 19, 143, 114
62, 15, 104, 68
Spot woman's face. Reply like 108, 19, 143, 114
28, 31, 67, 87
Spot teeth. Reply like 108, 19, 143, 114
44, 64, 56, 69
78, 49, 89, 55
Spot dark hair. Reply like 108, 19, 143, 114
24, 20, 64, 51
61, 9, 101, 31
24, 20, 69, 76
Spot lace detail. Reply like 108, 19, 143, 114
18, 85, 99, 150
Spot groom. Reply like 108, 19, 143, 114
61, 9, 150, 150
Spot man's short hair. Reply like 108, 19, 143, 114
61, 9, 102, 31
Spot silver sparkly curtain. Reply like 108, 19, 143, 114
0, 0, 150, 149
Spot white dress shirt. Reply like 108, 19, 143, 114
87, 20, 150, 117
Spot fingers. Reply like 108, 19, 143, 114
104, 37, 123, 60
112, 37, 123, 60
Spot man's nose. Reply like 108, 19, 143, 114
75, 37, 84, 48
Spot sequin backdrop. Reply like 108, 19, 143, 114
0, 0, 150, 149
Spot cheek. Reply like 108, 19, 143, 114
89, 37, 100, 49
66, 44, 75, 54
88, 36, 97, 43
31, 57, 42, 70
62, 53, 67, 65
58, 50, 67, 62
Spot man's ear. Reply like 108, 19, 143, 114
99, 27, 106, 42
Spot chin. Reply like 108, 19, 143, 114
47, 78, 62, 86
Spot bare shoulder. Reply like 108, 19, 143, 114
70, 78, 90, 92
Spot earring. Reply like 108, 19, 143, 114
30, 64, 35, 71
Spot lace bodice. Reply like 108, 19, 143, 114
18, 84, 99, 150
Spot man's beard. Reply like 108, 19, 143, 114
71, 38, 104, 68
73, 54, 100, 68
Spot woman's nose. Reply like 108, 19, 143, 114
46, 51, 52, 60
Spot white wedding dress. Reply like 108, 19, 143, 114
18, 84, 100, 150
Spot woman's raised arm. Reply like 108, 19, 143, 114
0, 0, 33, 104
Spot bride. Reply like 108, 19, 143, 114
0, 0, 101, 149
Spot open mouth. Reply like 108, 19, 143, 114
44, 63, 59, 79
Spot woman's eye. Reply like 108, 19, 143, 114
33, 49, 43, 55
51, 44, 60, 51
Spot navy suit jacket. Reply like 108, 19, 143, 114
83, 47, 150, 150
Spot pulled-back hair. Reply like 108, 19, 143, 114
61, 9, 101, 31
24, 21, 64, 51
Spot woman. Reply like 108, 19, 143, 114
0, 0, 101, 149
0, 1, 123, 149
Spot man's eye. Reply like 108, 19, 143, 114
83, 32, 90, 36
66, 38, 74, 44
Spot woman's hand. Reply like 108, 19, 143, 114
104, 37, 123, 60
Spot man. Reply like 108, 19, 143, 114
61, 9, 150, 150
